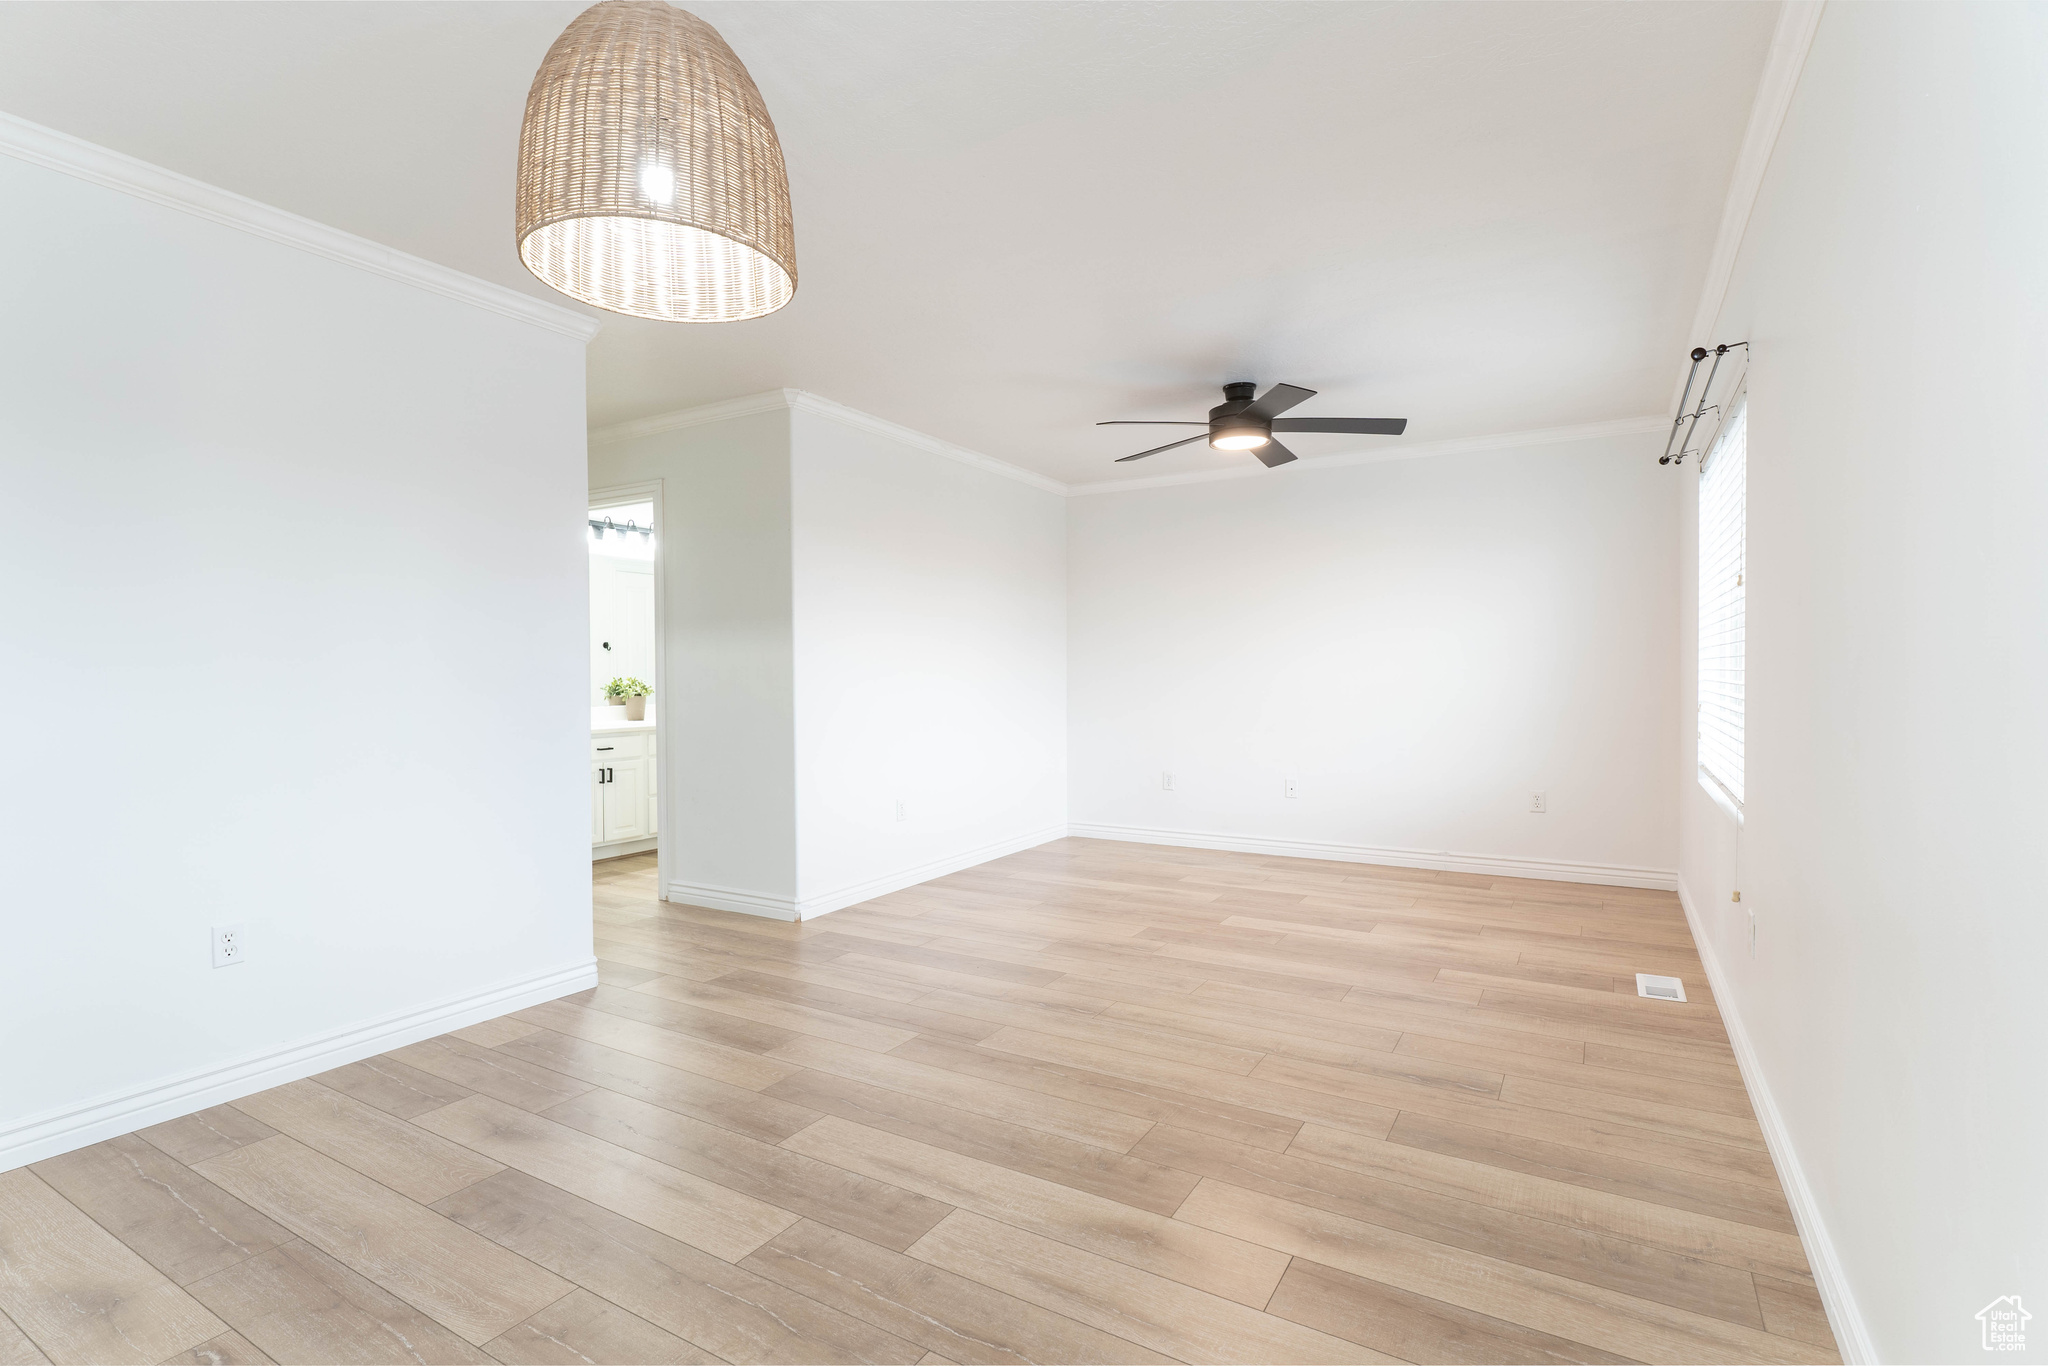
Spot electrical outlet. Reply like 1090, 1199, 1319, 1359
212, 923, 246, 968
894, 800, 907, 822
1161, 771, 1175, 791
1529, 791, 1547, 814
1283, 777, 1298, 799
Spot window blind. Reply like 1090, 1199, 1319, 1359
1698, 395, 1747, 808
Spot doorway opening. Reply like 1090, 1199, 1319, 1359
590, 493, 660, 871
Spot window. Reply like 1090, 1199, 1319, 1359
1698, 394, 1747, 812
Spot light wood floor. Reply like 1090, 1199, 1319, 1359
0, 839, 1840, 1365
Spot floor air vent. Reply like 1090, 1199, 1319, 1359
1635, 973, 1687, 1002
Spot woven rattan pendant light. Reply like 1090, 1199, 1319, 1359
517, 0, 795, 322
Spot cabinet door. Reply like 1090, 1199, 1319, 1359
602, 758, 649, 842
592, 764, 605, 844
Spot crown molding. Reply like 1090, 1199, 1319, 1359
588, 389, 802, 446
0, 111, 603, 343
592, 396, 1669, 499
784, 391, 1068, 496
1671, 0, 1825, 410
1064, 414, 1670, 497
589, 389, 1068, 496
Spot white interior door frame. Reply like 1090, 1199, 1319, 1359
589, 478, 668, 900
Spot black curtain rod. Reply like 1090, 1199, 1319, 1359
1660, 342, 1748, 466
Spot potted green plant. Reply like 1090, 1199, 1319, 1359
608, 676, 652, 721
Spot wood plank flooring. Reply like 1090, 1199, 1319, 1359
0, 839, 1840, 1364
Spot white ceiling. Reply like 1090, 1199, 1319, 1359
0, 1, 1777, 485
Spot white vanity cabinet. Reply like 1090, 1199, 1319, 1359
592, 725, 657, 855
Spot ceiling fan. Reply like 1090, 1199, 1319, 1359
1101, 382, 1408, 467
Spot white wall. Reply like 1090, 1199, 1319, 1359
792, 408, 1067, 914
1679, 7, 2048, 1361
590, 395, 1069, 919
0, 140, 595, 1167
1068, 436, 1679, 883
590, 409, 799, 909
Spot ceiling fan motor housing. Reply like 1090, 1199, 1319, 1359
1209, 383, 1271, 448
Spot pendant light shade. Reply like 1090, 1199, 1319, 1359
517, 0, 796, 323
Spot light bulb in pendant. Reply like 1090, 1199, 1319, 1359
639, 162, 675, 205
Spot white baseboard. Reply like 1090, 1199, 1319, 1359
794, 825, 1069, 919
666, 824, 1068, 922
593, 835, 658, 861
665, 824, 1677, 916
1677, 880, 1876, 1364
1067, 822, 1679, 891
664, 879, 802, 921
0, 958, 597, 1173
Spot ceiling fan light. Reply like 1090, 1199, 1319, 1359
517, 1, 797, 323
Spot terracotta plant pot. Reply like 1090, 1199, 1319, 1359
625, 695, 647, 721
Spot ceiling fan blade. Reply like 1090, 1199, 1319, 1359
1271, 417, 1409, 435
1246, 383, 1316, 419
1116, 434, 1209, 462
1095, 420, 1207, 426
1253, 438, 1299, 468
